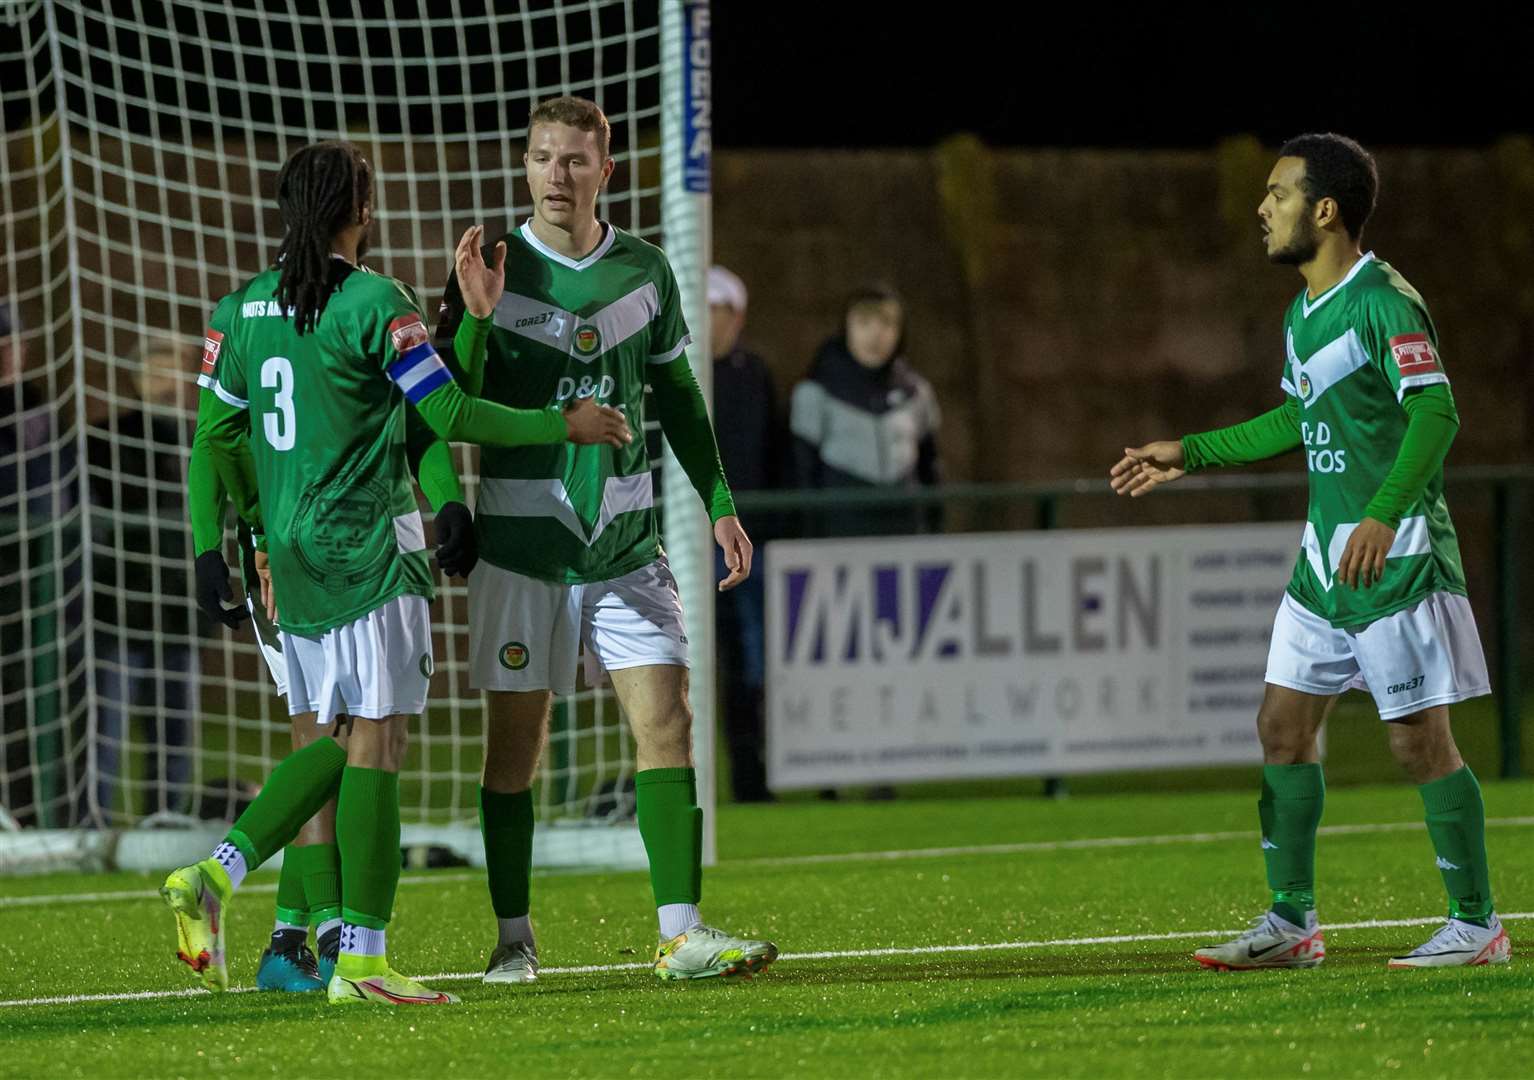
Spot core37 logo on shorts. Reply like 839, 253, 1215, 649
499, 641, 530, 671
419, 654, 434, 678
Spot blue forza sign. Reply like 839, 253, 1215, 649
682, 1, 710, 193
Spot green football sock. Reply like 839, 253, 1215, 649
635, 767, 702, 907
274, 846, 310, 927
227, 738, 347, 867
301, 841, 342, 926
1259, 763, 1325, 927
479, 786, 535, 919
336, 766, 401, 931
1419, 766, 1494, 926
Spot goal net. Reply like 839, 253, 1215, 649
0, 0, 714, 873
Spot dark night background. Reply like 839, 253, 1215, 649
3, 4, 1526, 148
711, 5, 1528, 149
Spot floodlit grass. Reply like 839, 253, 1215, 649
2, 782, 1532, 1078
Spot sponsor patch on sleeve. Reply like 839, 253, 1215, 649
200, 329, 223, 377
1389, 332, 1442, 377
389, 313, 430, 354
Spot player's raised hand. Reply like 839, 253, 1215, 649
563, 396, 633, 448
456, 224, 506, 318
1335, 516, 1396, 589
714, 515, 753, 592
1110, 441, 1186, 497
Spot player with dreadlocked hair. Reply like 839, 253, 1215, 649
169, 139, 632, 1006
273, 141, 375, 336
180, 137, 384, 999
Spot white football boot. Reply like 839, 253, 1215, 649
1194, 910, 1324, 970
1389, 915, 1510, 969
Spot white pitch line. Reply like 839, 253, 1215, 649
0, 873, 480, 910
725, 816, 1534, 868
3, 911, 1529, 1010
4, 816, 1532, 910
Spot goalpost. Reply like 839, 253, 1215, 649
0, 0, 715, 874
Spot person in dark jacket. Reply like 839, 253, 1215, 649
709, 266, 783, 802
790, 284, 943, 800
85, 341, 200, 818
790, 282, 941, 537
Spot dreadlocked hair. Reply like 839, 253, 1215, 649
273, 141, 372, 335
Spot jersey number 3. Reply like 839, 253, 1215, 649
261, 356, 296, 452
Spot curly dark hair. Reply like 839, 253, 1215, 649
1278, 133, 1379, 241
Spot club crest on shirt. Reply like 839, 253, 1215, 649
389, 314, 430, 353
291, 478, 393, 591
1389, 332, 1441, 377
573, 325, 601, 357
1298, 372, 1312, 399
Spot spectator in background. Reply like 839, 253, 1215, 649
708, 266, 784, 803
791, 283, 943, 801
791, 282, 942, 538
1, 304, 78, 827
86, 340, 200, 819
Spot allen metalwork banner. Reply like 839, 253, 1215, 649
765, 524, 1304, 788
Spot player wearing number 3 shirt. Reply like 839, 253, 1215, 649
158, 140, 628, 1008
1111, 134, 1506, 971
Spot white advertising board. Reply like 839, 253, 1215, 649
765, 524, 1303, 789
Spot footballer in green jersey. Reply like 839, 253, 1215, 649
188, 276, 486, 992
425, 97, 777, 984
160, 140, 630, 1007
1112, 134, 1504, 970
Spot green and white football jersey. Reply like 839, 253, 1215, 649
438, 222, 692, 584
1280, 253, 1466, 629
210, 262, 443, 636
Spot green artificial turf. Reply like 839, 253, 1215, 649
1, 783, 1531, 1078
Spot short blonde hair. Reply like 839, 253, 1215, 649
528, 96, 611, 157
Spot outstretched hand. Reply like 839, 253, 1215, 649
456, 225, 507, 319
1109, 441, 1186, 497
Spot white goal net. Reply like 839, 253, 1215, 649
0, 0, 714, 872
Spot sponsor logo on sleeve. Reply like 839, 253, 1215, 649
389, 313, 430, 354
1389, 333, 1442, 377
200, 329, 223, 377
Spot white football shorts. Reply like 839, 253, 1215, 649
1264, 591, 1490, 720
247, 596, 289, 700
468, 556, 689, 695
280, 594, 434, 725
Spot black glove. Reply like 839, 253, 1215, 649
195, 550, 250, 629
434, 501, 478, 579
